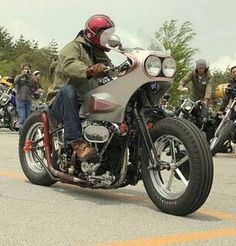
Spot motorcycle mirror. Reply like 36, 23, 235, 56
107, 34, 123, 50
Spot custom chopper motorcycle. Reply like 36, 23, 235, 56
19, 28, 213, 216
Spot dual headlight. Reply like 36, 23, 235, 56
145, 56, 176, 78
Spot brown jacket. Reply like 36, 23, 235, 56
179, 70, 213, 101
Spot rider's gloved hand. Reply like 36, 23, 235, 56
177, 86, 188, 92
218, 110, 224, 116
204, 98, 211, 106
87, 63, 107, 78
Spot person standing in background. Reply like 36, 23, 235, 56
14, 63, 36, 133
32, 70, 44, 98
32, 70, 45, 111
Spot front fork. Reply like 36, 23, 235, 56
134, 107, 162, 170
215, 100, 236, 136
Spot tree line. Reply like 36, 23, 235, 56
0, 26, 58, 90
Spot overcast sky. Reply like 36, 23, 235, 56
1, 0, 236, 70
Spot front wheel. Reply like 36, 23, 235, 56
141, 117, 213, 216
210, 120, 234, 156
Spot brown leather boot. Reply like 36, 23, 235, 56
72, 139, 97, 161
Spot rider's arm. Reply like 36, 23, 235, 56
177, 71, 192, 91
59, 42, 89, 79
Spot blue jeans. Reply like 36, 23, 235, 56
16, 98, 32, 132
50, 85, 82, 144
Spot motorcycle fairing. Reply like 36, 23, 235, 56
80, 50, 174, 123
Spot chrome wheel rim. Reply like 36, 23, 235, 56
25, 122, 46, 174
149, 135, 190, 200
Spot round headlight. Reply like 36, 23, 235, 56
145, 56, 161, 77
162, 57, 176, 77
184, 101, 193, 111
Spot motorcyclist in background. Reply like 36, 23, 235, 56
46, 14, 114, 161
218, 66, 236, 143
219, 66, 236, 112
177, 59, 213, 105
177, 59, 213, 118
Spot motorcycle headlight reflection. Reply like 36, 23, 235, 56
162, 57, 177, 78
183, 101, 193, 111
145, 56, 162, 77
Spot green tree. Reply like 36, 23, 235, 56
155, 20, 197, 104
210, 69, 231, 108
211, 69, 231, 89
0, 28, 54, 90
48, 39, 59, 60
0, 26, 13, 57
0, 26, 14, 73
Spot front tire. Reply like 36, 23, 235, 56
210, 120, 233, 156
141, 117, 213, 216
19, 112, 57, 186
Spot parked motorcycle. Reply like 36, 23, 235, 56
0, 85, 18, 131
19, 28, 213, 216
210, 84, 236, 156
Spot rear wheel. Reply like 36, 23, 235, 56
19, 112, 57, 186
141, 117, 213, 216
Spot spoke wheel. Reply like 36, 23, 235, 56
25, 122, 46, 174
141, 117, 213, 216
150, 135, 189, 200
19, 112, 57, 186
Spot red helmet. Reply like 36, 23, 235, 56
84, 14, 115, 51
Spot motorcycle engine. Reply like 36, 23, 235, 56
83, 125, 110, 143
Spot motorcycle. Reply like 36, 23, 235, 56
159, 94, 175, 116
210, 85, 236, 156
0, 85, 18, 131
19, 28, 213, 216
174, 96, 219, 142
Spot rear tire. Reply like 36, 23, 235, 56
141, 117, 213, 216
19, 112, 57, 186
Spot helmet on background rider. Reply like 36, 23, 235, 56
215, 83, 230, 98
0, 76, 14, 87
195, 59, 209, 73
83, 14, 115, 51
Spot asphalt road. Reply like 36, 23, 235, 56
0, 129, 236, 246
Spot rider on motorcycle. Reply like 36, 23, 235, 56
219, 66, 236, 112
46, 14, 114, 161
177, 59, 213, 105
217, 66, 236, 143
177, 59, 213, 119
